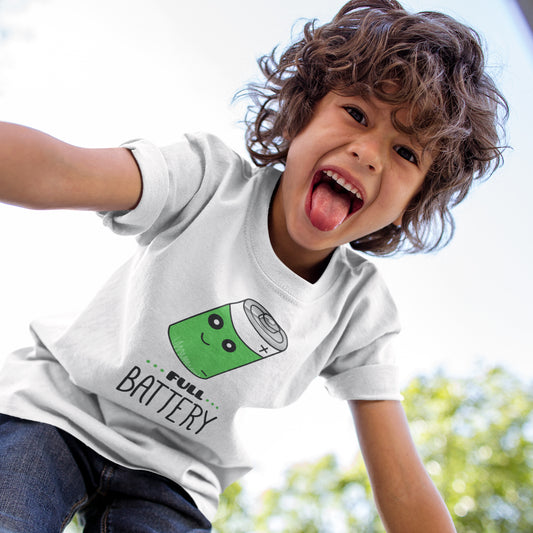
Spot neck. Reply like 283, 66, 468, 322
272, 235, 333, 283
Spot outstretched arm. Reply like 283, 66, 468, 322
349, 399, 456, 533
0, 122, 141, 211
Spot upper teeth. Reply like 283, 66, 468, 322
324, 170, 362, 200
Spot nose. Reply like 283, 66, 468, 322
349, 136, 383, 173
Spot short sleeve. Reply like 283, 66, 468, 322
99, 139, 170, 236
320, 332, 402, 401
98, 133, 222, 241
318, 257, 403, 401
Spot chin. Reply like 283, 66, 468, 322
287, 217, 340, 252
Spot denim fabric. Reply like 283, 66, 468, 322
0, 414, 212, 533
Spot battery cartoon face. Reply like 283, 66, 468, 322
168, 299, 288, 379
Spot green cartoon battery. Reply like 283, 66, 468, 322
168, 299, 288, 379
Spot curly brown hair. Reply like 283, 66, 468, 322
242, 0, 508, 255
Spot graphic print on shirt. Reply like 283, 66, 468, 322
168, 299, 288, 379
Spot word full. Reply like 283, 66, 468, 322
166, 370, 204, 400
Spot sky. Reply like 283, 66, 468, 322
0, 0, 531, 490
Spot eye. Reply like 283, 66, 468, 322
344, 106, 367, 126
395, 145, 418, 165
208, 314, 224, 330
221, 339, 236, 352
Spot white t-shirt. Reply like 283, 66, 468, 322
0, 132, 401, 520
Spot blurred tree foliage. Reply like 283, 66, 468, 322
213, 367, 533, 533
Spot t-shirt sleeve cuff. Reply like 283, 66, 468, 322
98, 139, 170, 236
323, 363, 403, 401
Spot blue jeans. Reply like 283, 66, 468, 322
0, 414, 212, 533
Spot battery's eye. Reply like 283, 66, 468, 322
222, 339, 236, 352
208, 314, 224, 330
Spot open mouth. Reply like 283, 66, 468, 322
306, 169, 364, 232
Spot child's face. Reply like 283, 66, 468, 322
270, 91, 433, 269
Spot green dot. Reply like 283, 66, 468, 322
211, 402, 214, 406
160, 369, 164, 372
216, 407, 219, 410
146, 360, 151, 364
206, 399, 209, 402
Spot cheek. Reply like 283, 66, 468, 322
392, 170, 425, 203
372, 179, 417, 221
285, 137, 309, 168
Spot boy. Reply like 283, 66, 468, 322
0, 1, 507, 532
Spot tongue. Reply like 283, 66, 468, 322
309, 182, 351, 232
